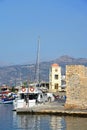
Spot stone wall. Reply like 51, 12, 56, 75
65, 65, 87, 109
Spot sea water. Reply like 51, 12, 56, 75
0, 104, 87, 130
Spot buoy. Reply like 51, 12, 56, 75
30, 87, 34, 92
22, 88, 26, 92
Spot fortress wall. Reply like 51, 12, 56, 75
65, 65, 87, 109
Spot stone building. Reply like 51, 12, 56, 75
65, 65, 87, 109
49, 63, 61, 92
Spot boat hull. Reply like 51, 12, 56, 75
0, 98, 15, 104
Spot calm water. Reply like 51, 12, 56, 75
0, 104, 87, 130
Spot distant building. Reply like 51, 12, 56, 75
49, 63, 61, 92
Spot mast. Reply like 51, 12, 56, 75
35, 36, 40, 85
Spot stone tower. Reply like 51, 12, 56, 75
65, 65, 87, 109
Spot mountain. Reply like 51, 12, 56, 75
0, 55, 87, 86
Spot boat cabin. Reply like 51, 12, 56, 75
13, 87, 48, 110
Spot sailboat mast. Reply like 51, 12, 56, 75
35, 36, 40, 84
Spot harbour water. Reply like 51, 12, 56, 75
0, 104, 87, 130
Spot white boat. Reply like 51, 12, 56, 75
13, 39, 55, 110
13, 86, 49, 110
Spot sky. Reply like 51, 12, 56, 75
0, 0, 87, 65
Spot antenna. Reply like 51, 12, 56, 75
35, 36, 40, 85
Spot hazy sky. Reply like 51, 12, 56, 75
0, 0, 87, 65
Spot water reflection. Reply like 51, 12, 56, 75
0, 104, 87, 130
50, 116, 66, 130
13, 112, 87, 130
13, 113, 41, 130
13, 112, 66, 130
66, 116, 87, 130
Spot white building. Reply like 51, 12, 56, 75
49, 63, 62, 92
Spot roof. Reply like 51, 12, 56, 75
51, 63, 59, 67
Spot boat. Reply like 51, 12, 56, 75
0, 86, 17, 104
13, 85, 55, 110
0, 97, 15, 104
0, 93, 17, 104
13, 86, 49, 110
13, 38, 55, 110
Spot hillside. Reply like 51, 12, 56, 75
0, 55, 87, 86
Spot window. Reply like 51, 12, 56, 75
55, 84, 58, 89
20, 94, 25, 99
40, 94, 42, 98
54, 74, 58, 79
55, 69, 58, 72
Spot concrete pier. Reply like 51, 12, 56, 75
15, 101, 87, 117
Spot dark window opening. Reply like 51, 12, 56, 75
54, 74, 58, 79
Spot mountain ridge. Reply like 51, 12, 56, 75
0, 55, 87, 86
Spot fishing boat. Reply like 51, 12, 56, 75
0, 86, 17, 104
13, 85, 55, 110
0, 97, 15, 104
13, 86, 50, 110
13, 38, 55, 110
0, 92, 17, 104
